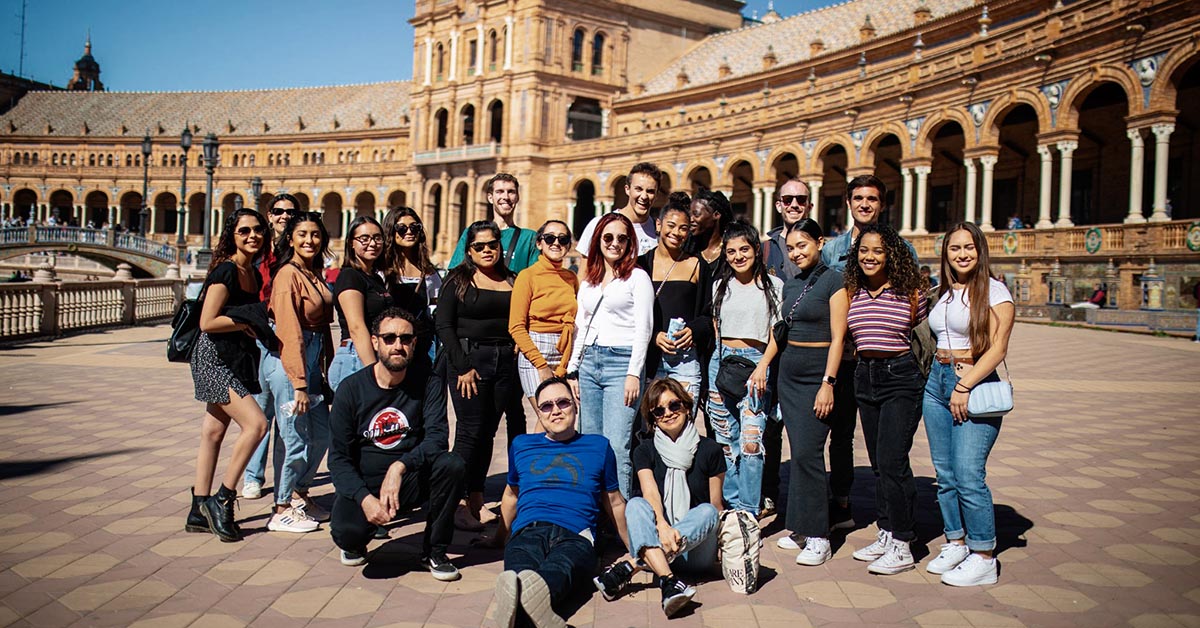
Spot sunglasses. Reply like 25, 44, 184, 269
470, 240, 501, 253
601, 233, 630, 246
539, 233, 571, 247
376, 332, 417, 346
269, 207, 298, 217
537, 397, 574, 415
353, 234, 385, 245
394, 223, 423, 237
650, 399, 686, 419
779, 195, 809, 206
235, 225, 266, 236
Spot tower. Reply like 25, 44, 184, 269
67, 34, 104, 92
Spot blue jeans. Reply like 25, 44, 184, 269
578, 345, 642, 499
328, 341, 366, 393
655, 347, 702, 413
626, 497, 718, 572
923, 360, 1002, 551
253, 330, 330, 505
245, 340, 281, 487
707, 346, 767, 515
504, 522, 596, 610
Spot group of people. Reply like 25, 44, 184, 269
185, 164, 1016, 626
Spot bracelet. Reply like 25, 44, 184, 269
954, 383, 972, 393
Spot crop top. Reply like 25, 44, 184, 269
713, 274, 784, 344
435, 282, 514, 373
928, 278, 1013, 351
846, 286, 928, 354
780, 264, 845, 343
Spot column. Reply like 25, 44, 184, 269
751, 187, 765, 233
807, 180, 822, 225
449, 31, 460, 81
475, 24, 485, 75
1125, 128, 1146, 224
504, 15, 514, 70
1055, 141, 1077, 227
148, 207, 157, 234
423, 38, 433, 87
342, 208, 352, 237
979, 154, 997, 232
913, 166, 930, 235
899, 168, 914, 235
963, 158, 977, 224
109, 206, 117, 225
1148, 123, 1174, 222
845, 175, 855, 231
1036, 145, 1054, 228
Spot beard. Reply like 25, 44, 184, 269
380, 351, 410, 372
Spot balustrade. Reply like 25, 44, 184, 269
905, 219, 1198, 261
0, 278, 184, 341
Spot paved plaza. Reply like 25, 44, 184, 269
0, 323, 1197, 627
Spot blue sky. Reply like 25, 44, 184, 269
1, 0, 825, 91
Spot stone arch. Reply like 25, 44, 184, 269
813, 135, 855, 170
685, 163, 714, 194
572, 178, 598, 236
860, 122, 911, 166
1152, 43, 1200, 109
387, 189, 408, 209
119, 191, 142, 230
320, 192, 343, 239
727, 159, 755, 220
916, 108, 976, 157
487, 99, 504, 144
724, 153, 761, 185
611, 175, 629, 209
355, 191, 376, 219
154, 192, 179, 235
84, 190, 109, 226
1058, 64, 1144, 129
982, 88, 1051, 143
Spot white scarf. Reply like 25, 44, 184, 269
654, 421, 700, 526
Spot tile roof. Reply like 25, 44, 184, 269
638, 0, 975, 97
0, 81, 411, 137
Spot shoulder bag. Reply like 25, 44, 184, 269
713, 285, 758, 406
167, 279, 212, 364
950, 333, 1014, 419
504, 226, 522, 266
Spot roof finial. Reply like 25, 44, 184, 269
85, 28, 92, 55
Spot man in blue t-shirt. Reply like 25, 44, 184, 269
447, 173, 539, 273
490, 377, 629, 628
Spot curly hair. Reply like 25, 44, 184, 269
843, 223, 925, 299
209, 209, 268, 270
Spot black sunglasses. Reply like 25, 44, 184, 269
539, 234, 571, 247
779, 195, 809, 206
376, 332, 417, 346
394, 223, 423, 237
269, 207, 298, 217
470, 240, 501, 253
650, 399, 686, 419
601, 233, 630, 245
235, 225, 266, 236
537, 397, 574, 415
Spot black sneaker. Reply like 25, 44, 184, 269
340, 549, 367, 567
422, 552, 461, 582
373, 525, 390, 540
830, 500, 856, 531
659, 575, 696, 617
592, 560, 635, 601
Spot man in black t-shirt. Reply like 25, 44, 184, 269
328, 306, 466, 580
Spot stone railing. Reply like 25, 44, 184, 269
906, 220, 1199, 262
0, 278, 186, 341
1, 226, 180, 264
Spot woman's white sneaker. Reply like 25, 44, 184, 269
926, 543, 971, 575
852, 529, 893, 561
267, 507, 320, 533
867, 539, 915, 575
795, 537, 832, 566
940, 553, 998, 586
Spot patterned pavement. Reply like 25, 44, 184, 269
0, 323, 1198, 627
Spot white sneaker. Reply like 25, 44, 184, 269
852, 529, 893, 561
795, 537, 832, 566
241, 481, 262, 500
267, 507, 320, 533
776, 533, 805, 550
292, 496, 330, 522
941, 553, 998, 586
926, 543, 971, 575
868, 539, 915, 575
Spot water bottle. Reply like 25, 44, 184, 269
667, 317, 687, 340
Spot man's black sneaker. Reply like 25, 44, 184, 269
374, 525, 390, 539
830, 500, 856, 531
422, 552, 461, 582
340, 549, 367, 566
659, 575, 696, 617
592, 560, 635, 601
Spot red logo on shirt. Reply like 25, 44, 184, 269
363, 407, 410, 450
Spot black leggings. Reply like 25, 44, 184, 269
448, 343, 525, 495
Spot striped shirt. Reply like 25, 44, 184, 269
847, 287, 927, 353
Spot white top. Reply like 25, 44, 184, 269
567, 267, 655, 377
713, 274, 785, 344
928, 278, 1013, 351
576, 213, 658, 257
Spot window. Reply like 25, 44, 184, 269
162, 155, 169, 167
269, 154, 275, 166
567, 97, 603, 140
461, 104, 476, 145
488, 100, 504, 143
435, 108, 449, 148
592, 33, 605, 75
92, 155, 98, 166
489, 29, 499, 70
249, 155, 255, 167
544, 20, 554, 62
436, 43, 445, 80
468, 39, 478, 75
572, 28, 585, 72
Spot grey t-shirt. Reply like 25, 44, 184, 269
713, 274, 785, 344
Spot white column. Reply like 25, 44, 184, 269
751, 187, 765, 233
148, 207, 156, 234
963, 158, 978, 224
109, 206, 117, 225
1036, 145, 1054, 228
913, 166, 930, 235
1055, 141, 1077, 227
807, 180, 822, 225
979, 154, 997, 232
1148, 123, 1174, 222
423, 37, 433, 87
475, 24, 485, 75
845, 175, 855, 231
1125, 128, 1146, 224
900, 168, 914, 235
449, 30, 460, 81
503, 16, 514, 70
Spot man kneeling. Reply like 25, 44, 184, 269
492, 377, 629, 628
328, 306, 466, 580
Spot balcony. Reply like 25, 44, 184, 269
906, 220, 1199, 263
413, 142, 500, 166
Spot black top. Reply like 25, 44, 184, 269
327, 361, 448, 505
637, 249, 715, 376
207, 261, 261, 308
780, 264, 845, 343
334, 267, 391, 343
203, 261, 264, 393
631, 436, 725, 509
435, 282, 514, 373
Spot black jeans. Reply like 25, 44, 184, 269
330, 451, 466, 555
828, 359, 858, 499
778, 347, 829, 537
449, 342, 525, 494
504, 522, 596, 610
855, 353, 925, 542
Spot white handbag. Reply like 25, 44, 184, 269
950, 338, 1013, 419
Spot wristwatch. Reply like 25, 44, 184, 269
822, 375, 837, 386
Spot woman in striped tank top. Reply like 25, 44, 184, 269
843, 223, 929, 576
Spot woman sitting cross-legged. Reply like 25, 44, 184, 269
593, 377, 724, 618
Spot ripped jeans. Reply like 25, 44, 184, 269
706, 346, 768, 515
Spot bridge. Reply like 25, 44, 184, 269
0, 226, 181, 278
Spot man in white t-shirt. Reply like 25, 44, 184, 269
577, 162, 660, 258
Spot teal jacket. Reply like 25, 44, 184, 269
447, 225, 540, 273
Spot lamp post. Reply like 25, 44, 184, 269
197, 133, 220, 269
140, 132, 152, 235
250, 177, 263, 211
177, 125, 192, 248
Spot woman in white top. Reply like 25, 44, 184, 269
567, 212, 654, 498
708, 220, 783, 516
922, 222, 1014, 587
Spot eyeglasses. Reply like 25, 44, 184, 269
539, 233, 571, 247
269, 207, 298, 217
779, 195, 809, 206
650, 399, 686, 419
394, 223, 423, 237
469, 240, 501, 253
537, 397, 574, 415
601, 233, 630, 246
353, 234, 385, 245
376, 332, 417, 346
235, 225, 266, 236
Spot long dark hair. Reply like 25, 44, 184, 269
444, 221, 516, 301
210, 209, 268, 269
343, 216, 385, 273
382, 206, 436, 280
939, 222, 994, 356
843, 223, 924, 298
712, 220, 778, 328
685, 189, 733, 257
583, 212, 638, 285
270, 211, 330, 277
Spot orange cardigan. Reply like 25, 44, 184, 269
508, 256, 579, 373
